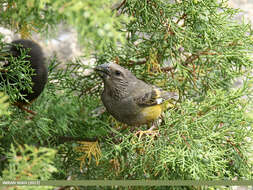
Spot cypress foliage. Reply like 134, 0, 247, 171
0, 0, 252, 189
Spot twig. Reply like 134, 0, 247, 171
90, 106, 106, 117
226, 139, 243, 158
127, 60, 147, 66
0, 69, 8, 73
181, 134, 190, 148
0, 155, 7, 162
16, 104, 37, 115
111, 0, 126, 11
176, 13, 187, 24
58, 136, 98, 144
184, 50, 218, 66
80, 82, 100, 97
184, 54, 199, 66
161, 66, 176, 72
192, 63, 196, 81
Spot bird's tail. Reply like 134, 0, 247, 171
161, 91, 179, 110
161, 90, 179, 101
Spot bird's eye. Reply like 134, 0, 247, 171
115, 70, 121, 76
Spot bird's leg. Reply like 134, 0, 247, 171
147, 125, 157, 131
147, 118, 162, 131
134, 121, 159, 141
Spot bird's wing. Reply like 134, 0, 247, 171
133, 86, 179, 106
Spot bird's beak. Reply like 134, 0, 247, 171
94, 64, 110, 76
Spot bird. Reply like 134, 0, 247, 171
95, 62, 178, 132
0, 39, 48, 115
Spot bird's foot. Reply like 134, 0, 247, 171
134, 129, 159, 141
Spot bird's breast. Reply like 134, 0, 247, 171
140, 104, 162, 122
102, 91, 163, 125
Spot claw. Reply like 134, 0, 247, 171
135, 130, 159, 141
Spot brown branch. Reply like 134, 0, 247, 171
176, 13, 187, 24
226, 139, 243, 158
170, 69, 175, 78
0, 155, 7, 162
181, 134, 190, 148
192, 63, 196, 81
80, 82, 100, 96
184, 50, 219, 66
0, 69, 8, 73
161, 66, 175, 72
127, 60, 147, 66
184, 54, 199, 66
111, 0, 126, 11
168, 27, 175, 36
58, 136, 98, 144
199, 51, 218, 56
161, 65, 176, 78
15, 103, 37, 115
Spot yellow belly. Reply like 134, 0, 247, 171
141, 104, 163, 122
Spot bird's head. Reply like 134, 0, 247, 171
95, 63, 134, 85
95, 63, 136, 98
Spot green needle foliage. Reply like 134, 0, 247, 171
0, 92, 9, 116
0, 0, 62, 38
102, 88, 252, 180
0, 41, 35, 104
0, 0, 253, 189
1, 144, 56, 190
0, 0, 129, 53
2, 144, 57, 180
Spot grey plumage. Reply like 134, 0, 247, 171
95, 63, 178, 126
